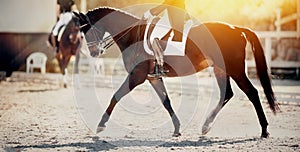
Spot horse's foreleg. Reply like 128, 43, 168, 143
97, 73, 146, 133
202, 68, 233, 135
57, 54, 71, 88
74, 52, 80, 74
74, 52, 81, 88
63, 68, 68, 88
97, 95, 117, 133
149, 78, 181, 137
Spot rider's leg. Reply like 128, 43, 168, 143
153, 38, 164, 68
51, 12, 73, 52
148, 38, 167, 78
48, 33, 59, 53
53, 12, 73, 36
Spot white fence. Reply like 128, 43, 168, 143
246, 31, 300, 77
247, 1, 300, 77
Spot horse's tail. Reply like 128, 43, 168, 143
239, 27, 280, 114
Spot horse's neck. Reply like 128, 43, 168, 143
99, 11, 142, 51
91, 8, 144, 55
91, 9, 147, 71
100, 10, 139, 36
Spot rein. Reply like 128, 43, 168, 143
82, 16, 111, 52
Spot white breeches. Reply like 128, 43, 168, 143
52, 12, 73, 36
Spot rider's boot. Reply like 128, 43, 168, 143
148, 38, 168, 78
50, 34, 59, 53
158, 64, 168, 77
148, 60, 168, 78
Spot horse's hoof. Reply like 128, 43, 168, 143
96, 126, 106, 134
172, 133, 181, 137
63, 83, 67, 88
261, 132, 270, 138
202, 125, 211, 135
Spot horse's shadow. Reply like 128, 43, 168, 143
160, 136, 258, 147
18, 88, 59, 93
5, 136, 116, 152
5, 136, 258, 151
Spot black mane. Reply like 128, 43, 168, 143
86, 7, 139, 23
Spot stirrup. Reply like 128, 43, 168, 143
148, 72, 165, 78
148, 64, 168, 78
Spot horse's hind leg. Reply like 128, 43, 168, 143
231, 73, 269, 138
202, 68, 233, 135
149, 78, 181, 137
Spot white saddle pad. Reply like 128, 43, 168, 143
57, 25, 66, 42
143, 10, 193, 56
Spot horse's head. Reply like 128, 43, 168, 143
55, 15, 83, 77
74, 7, 140, 58
68, 17, 82, 45
74, 11, 106, 57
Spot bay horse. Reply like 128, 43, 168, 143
74, 7, 279, 138
49, 16, 83, 88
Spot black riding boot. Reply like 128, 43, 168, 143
49, 34, 59, 53
148, 60, 168, 78
148, 38, 168, 78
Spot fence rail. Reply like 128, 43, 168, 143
247, 31, 300, 78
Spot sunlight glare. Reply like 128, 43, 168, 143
186, 0, 287, 23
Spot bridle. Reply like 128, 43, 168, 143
81, 15, 113, 54
81, 14, 144, 54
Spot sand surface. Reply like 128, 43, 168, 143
0, 72, 299, 151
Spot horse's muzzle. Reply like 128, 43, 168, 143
88, 42, 105, 57
90, 50, 100, 57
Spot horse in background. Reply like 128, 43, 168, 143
49, 16, 83, 88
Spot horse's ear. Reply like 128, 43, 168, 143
73, 11, 81, 18
73, 11, 88, 24
80, 12, 89, 22
72, 12, 90, 33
